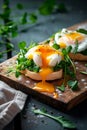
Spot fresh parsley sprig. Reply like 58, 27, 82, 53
33, 109, 76, 129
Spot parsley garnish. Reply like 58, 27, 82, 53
33, 109, 76, 129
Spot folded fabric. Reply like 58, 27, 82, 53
0, 80, 27, 129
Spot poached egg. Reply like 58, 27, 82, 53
54, 28, 87, 52
25, 44, 63, 98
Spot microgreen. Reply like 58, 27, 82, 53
33, 109, 76, 129
76, 28, 87, 35
15, 41, 40, 77
80, 71, 87, 75
67, 80, 78, 90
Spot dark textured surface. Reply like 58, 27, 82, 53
0, 0, 87, 130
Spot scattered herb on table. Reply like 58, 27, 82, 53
57, 84, 65, 92
67, 80, 78, 91
33, 109, 76, 129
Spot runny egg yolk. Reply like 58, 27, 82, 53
65, 32, 84, 42
58, 32, 84, 48
33, 45, 60, 98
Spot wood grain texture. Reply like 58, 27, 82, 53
0, 21, 87, 111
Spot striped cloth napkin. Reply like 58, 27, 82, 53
0, 80, 27, 129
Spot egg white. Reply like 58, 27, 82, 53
25, 45, 62, 67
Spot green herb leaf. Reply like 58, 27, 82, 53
76, 28, 87, 35
80, 71, 87, 75
33, 109, 76, 129
67, 80, 78, 90
16, 3, 23, 10
57, 84, 65, 92
15, 71, 21, 78
52, 43, 60, 50
18, 41, 26, 49
39, 0, 56, 15
29, 13, 37, 23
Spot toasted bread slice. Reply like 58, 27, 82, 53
21, 69, 63, 81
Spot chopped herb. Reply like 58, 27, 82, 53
76, 28, 87, 35
33, 109, 76, 129
67, 80, 78, 90
57, 84, 65, 92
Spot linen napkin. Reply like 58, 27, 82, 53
0, 80, 27, 129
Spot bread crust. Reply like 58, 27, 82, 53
69, 53, 87, 61
21, 69, 63, 81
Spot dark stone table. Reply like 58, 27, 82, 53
0, 0, 87, 130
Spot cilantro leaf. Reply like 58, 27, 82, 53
76, 28, 87, 35
67, 80, 78, 90
33, 109, 76, 129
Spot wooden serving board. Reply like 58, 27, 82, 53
0, 21, 87, 111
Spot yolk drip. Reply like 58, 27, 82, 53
33, 45, 59, 98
